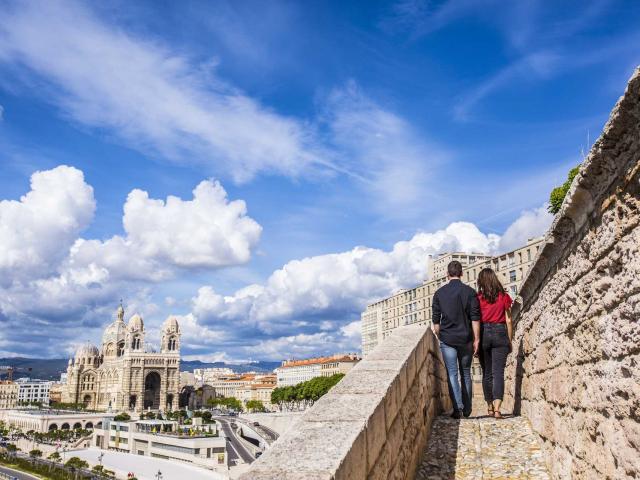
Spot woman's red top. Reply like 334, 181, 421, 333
478, 292, 513, 323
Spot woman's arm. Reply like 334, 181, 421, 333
505, 308, 513, 343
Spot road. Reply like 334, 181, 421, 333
215, 417, 255, 465
234, 418, 278, 444
0, 465, 40, 480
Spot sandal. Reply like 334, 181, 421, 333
487, 405, 494, 417
494, 411, 503, 419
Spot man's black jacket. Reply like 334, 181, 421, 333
432, 279, 481, 346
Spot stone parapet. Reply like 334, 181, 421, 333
239, 325, 451, 480
504, 66, 640, 479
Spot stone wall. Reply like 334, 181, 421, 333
504, 67, 640, 479
239, 325, 451, 480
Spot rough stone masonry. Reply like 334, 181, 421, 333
503, 66, 640, 479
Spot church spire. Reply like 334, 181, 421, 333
116, 300, 125, 323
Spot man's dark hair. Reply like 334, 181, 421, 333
447, 260, 463, 278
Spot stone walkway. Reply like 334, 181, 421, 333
415, 396, 550, 480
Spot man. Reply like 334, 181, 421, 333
432, 260, 481, 419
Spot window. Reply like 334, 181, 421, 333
509, 270, 517, 282
527, 249, 532, 261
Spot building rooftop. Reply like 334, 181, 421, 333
278, 354, 360, 369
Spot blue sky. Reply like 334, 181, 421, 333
0, 0, 638, 361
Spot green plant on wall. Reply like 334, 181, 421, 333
548, 166, 580, 214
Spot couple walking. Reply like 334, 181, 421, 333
432, 260, 513, 419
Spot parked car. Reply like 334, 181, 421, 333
255, 451, 262, 458
252, 422, 260, 426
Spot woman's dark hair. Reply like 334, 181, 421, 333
477, 268, 506, 304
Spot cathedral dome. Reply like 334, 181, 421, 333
102, 320, 127, 344
162, 316, 180, 334
75, 343, 99, 359
128, 314, 144, 332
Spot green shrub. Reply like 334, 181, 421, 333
548, 166, 580, 214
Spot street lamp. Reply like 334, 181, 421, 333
98, 452, 104, 467
155, 470, 163, 480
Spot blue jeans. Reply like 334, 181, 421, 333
440, 341, 473, 413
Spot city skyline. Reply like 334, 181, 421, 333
1, 0, 640, 362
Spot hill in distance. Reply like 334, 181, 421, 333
0, 357, 280, 381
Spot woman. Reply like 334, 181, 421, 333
477, 268, 513, 419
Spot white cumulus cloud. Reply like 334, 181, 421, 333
191, 221, 500, 330
499, 205, 553, 252
0, 165, 95, 283
68, 179, 262, 280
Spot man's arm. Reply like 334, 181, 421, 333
432, 291, 441, 338
469, 291, 481, 355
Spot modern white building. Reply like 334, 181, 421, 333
93, 418, 227, 471
0, 409, 111, 433
275, 355, 360, 387
16, 379, 52, 406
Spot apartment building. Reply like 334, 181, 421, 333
193, 368, 235, 385
275, 354, 360, 387
49, 382, 64, 404
361, 237, 544, 356
208, 374, 255, 398
427, 252, 493, 282
236, 375, 277, 410
0, 381, 19, 409
16, 379, 51, 406
361, 304, 383, 357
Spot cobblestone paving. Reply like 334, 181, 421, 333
415, 397, 550, 480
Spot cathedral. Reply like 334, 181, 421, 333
62, 304, 181, 413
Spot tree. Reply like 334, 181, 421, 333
245, 400, 266, 413
113, 412, 131, 421
207, 397, 244, 412
5, 443, 18, 455
201, 411, 212, 422
29, 449, 43, 459
271, 374, 345, 411
65, 456, 89, 469
548, 165, 580, 214
48, 451, 61, 462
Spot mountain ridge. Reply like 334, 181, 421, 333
0, 357, 280, 381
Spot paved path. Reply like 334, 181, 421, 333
0, 464, 41, 480
415, 396, 550, 480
